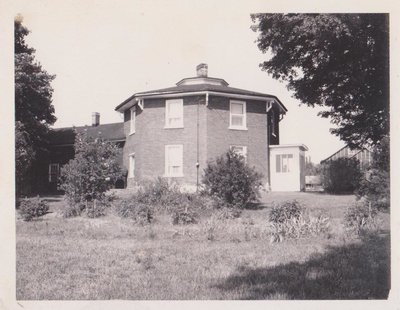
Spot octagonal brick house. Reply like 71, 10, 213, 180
115, 64, 308, 191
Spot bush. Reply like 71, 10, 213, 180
357, 135, 390, 210
59, 130, 123, 215
344, 200, 378, 235
115, 178, 213, 225
268, 200, 330, 242
269, 200, 303, 223
321, 157, 362, 194
18, 197, 49, 221
202, 150, 263, 209
215, 207, 242, 220
137, 177, 179, 207
116, 198, 154, 225
61, 195, 113, 218
171, 205, 197, 225
62, 203, 84, 218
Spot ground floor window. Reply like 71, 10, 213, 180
165, 144, 183, 177
48, 163, 60, 183
276, 154, 293, 173
230, 145, 247, 162
128, 153, 135, 178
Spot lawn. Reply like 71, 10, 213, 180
16, 191, 390, 300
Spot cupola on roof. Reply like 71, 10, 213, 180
176, 63, 229, 86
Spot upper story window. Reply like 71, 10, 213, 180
130, 106, 136, 135
229, 100, 247, 130
230, 145, 247, 162
270, 110, 276, 137
165, 99, 183, 128
276, 154, 293, 173
165, 144, 183, 177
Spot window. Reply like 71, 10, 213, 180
230, 145, 247, 162
229, 100, 247, 130
165, 145, 183, 177
276, 154, 293, 173
165, 99, 183, 128
128, 153, 135, 178
270, 110, 276, 137
48, 163, 59, 183
130, 106, 136, 135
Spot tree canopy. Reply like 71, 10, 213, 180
15, 16, 56, 195
251, 14, 389, 148
15, 16, 56, 149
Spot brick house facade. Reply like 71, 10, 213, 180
115, 64, 294, 190
36, 64, 307, 194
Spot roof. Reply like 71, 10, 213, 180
269, 144, 309, 151
115, 81, 288, 112
48, 122, 125, 146
320, 145, 372, 164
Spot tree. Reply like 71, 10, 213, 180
305, 160, 320, 176
202, 150, 263, 208
320, 157, 362, 194
59, 130, 123, 217
251, 14, 389, 148
15, 15, 56, 146
15, 121, 35, 197
357, 135, 390, 209
15, 15, 56, 195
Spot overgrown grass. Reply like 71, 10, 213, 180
16, 192, 390, 300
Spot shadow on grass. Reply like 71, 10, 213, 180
214, 232, 390, 299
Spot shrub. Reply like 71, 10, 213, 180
202, 150, 263, 209
169, 194, 198, 225
18, 197, 49, 221
344, 200, 378, 235
215, 207, 242, 220
62, 203, 84, 218
171, 205, 197, 225
116, 198, 154, 225
138, 177, 179, 207
357, 135, 390, 210
320, 157, 362, 194
268, 200, 330, 242
59, 130, 123, 215
115, 178, 211, 225
269, 200, 303, 223
61, 195, 113, 218
85, 199, 108, 218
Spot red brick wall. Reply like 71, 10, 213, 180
206, 96, 270, 186
123, 94, 271, 187
123, 96, 207, 187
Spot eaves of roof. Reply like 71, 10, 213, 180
115, 84, 288, 113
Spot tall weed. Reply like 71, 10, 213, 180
268, 200, 330, 243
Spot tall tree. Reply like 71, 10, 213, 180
15, 15, 56, 195
251, 14, 389, 148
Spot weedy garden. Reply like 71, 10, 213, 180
16, 134, 390, 300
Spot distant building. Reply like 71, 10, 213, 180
320, 145, 372, 169
32, 118, 125, 194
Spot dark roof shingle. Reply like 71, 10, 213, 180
116, 83, 287, 111
48, 122, 125, 146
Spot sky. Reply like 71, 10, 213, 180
12, 1, 350, 163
